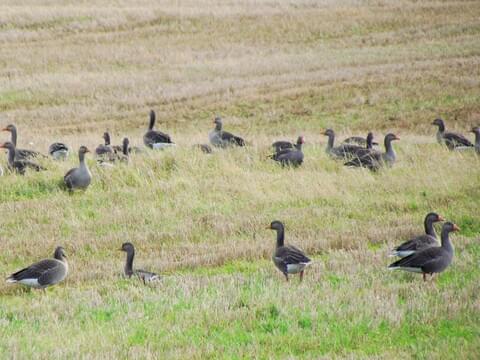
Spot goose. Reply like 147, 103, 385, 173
390, 212, 445, 258
272, 136, 303, 153
0, 142, 45, 175
323, 129, 367, 159
270, 136, 304, 167
49, 142, 69, 160
209, 117, 245, 148
344, 133, 399, 171
342, 135, 379, 147
2, 124, 43, 159
116, 138, 130, 163
120, 242, 160, 284
388, 222, 459, 281
268, 221, 312, 281
143, 110, 175, 149
6, 247, 68, 289
471, 126, 480, 154
432, 118, 473, 150
95, 132, 114, 157
64, 146, 92, 191
347, 132, 377, 159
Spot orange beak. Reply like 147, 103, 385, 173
453, 224, 460, 232
1, 128, 9, 132
438, 215, 445, 221
394, 135, 400, 140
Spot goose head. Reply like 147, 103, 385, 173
54, 246, 67, 261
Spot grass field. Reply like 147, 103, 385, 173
1, 0, 480, 358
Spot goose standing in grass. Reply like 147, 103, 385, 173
272, 136, 303, 153
95, 132, 115, 158
268, 221, 312, 282
209, 116, 245, 148
344, 133, 399, 171
432, 118, 473, 150
0, 142, 44, 175
143, 110, 175, 149
64, 146, 92, 191
390, 212, 445, 258
471, 126, 480, 154
388, 222, 459, 281
49, 142, 69, 160
6, 247, 68, 289
120, 242, 160, 284
270, 136, 304, 167
2, 124, 43, 159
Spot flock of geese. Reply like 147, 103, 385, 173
1, 112, 477, 290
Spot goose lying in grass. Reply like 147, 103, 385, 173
6, 247, 68, 289
344, 133, 399, 171
49, 142, 69, 160
272, 136, 303, 153
390, 212, 445, 258
0, 142, 45, 175
143, 110, 175, 149
389, 222, 459, 281
64, 146, 92, 192
432, 118, 473, 150
268, 221, 312, 282
270, 136, 304, 167
120, 242, 160, 284
209, 117, 245, 148
2, 124, 44, 160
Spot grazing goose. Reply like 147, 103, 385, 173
270, 136, 304, 167
343, 135, 379, 147
389, 222, 459, 281
390, 212, 445, 258
0, 142, 44, 175
95, 132, 115, 157
209, 117, 245, 148
432, 118, 473, 150
344, 133, 399, 171
2, 124, 43, 159
64, 146, 92, 191
272, 136, 303, 153
120, 242, 160, 284
6, 247, 68, 289
471, 126, 480, 154
49, 142, 69, 160
268, 221, 312, 282
143, 110, 175, 149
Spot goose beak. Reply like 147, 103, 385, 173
394, 135, 400, 140
1, 128, 8, 132
265, 226, 271, 230
438, 215, 445, 221
453, 224, 460, 232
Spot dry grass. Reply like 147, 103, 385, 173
0, 0, 480, 358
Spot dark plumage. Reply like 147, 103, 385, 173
194, 144, 213, 154
95, 132, 114, 157
2, 124, 43, 160
6, 247, 68, 289
272, 136, 303, 153
49, 142, 69, 160
64, 146, 92, 191
143, 110, 174, 149
390, 213, 445, 258
343, 135, 379, 147
432, 118, 473, 150
323, 129, 370, 159
268, 221, 312, 282
120, 242, 160, 284
344, 133, 399, 171
0, 142, 45, 175
389, 222, 459, 281
209, 117, 245, 148
270, 136, 304, 167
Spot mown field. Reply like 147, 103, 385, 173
1, 0, 480, 358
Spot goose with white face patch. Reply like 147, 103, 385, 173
268, 221, 312, 282
388, 222, 459, 281
120, 242, 160, 284
6, 247, 68, 289
390, 212, 445, 258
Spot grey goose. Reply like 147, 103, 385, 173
388, 222, 459, 281
342, 135, 379, 147
432, 118, 473, 150
49, 142, 69, 160
2, 124, 43, 160
6, 247, 68, 289
268, 221, 312, 282
120, 242, 160, 284
390, 212, 445, 258
272, 136, 304, 153
209, 117, 245, 148
64, 146, 92, 191
323, 129, 373, 159
0, 142, 45, 175
95, 132, 115, 158
344, 133, 399, 171
143, 110, 175, 149
269, 136, 304, 167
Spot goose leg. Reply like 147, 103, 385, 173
284, 273, 289, 282
423, 273, 427, 282
300, 271, 304, 282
